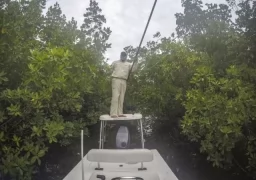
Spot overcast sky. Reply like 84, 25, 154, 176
45, 0, 227, 63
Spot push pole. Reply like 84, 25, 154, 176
127, 0, 158, 81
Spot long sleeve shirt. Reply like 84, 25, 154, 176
111, 60, 138, 80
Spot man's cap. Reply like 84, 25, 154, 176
121, 52, 127, 57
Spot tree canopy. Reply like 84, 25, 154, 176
0, 0, 111, 179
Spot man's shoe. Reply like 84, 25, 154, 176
118, 114, 126, 117
111, 115, 118, 118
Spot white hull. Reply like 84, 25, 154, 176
63, 149, 178, 180
63, 114, 179, 180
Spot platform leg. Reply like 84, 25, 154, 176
139, 119, 144, 149
99, 120, 102, 149
102, 121, 105, 149
103, 121, 107, 143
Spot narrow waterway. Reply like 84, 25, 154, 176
37, 118, 254, 180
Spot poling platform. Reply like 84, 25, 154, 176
100, 113, 143, 121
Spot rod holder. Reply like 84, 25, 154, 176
81, 130, 85, 180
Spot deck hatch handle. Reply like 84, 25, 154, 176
96, 175, 106, 180
111, 177, 143, 180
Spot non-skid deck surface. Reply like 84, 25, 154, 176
63, 149, 179, 180
100, 113, 142, 121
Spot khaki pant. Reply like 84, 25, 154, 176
110, 78, 127, 116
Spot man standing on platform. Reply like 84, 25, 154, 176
110, 52, 138, 118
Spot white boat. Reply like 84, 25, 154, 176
63, 113, 179, 180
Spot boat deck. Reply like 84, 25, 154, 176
63, 149, 178, 180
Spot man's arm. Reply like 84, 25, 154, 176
130, 59, 138, 73
111, 61, 116, 71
